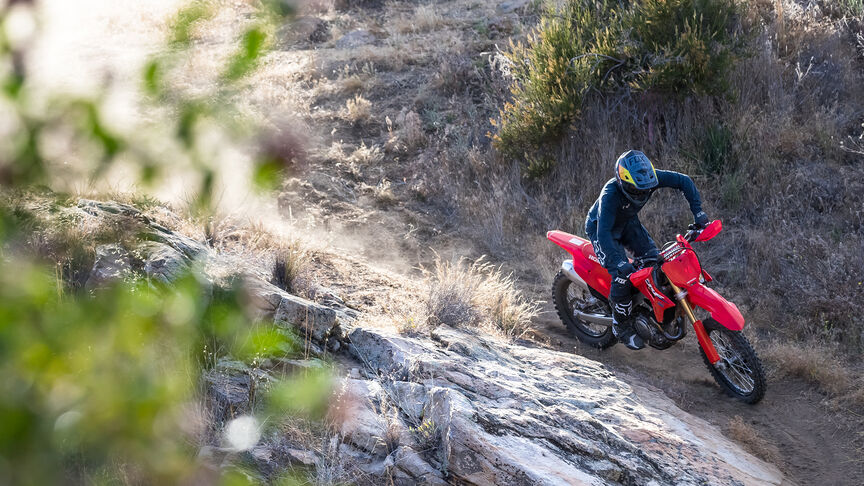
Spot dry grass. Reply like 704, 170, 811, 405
726, 415, 782, 465
340, 94, 372, 124
196, 211, 316, 296
423, 256, 540, 339
354, 298, 427, 335
272, 239, 311, 296
348, 142, 383, 165
1, 193, 150, 291
385, 110, 426, 153
391, 5, 445, 34
410, 5, 445, 33
760, 340, 864, 407
372, 178, 398, 207
337, 62, 377, 93
276, 416, 355, 486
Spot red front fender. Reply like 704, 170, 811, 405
687, 284, 745, 331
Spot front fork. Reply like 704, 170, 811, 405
669, 282, 721, 364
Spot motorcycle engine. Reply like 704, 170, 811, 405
633, 314, 672, 350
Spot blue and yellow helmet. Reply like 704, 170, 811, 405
615, 150, 658, 204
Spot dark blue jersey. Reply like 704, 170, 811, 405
585, 170, 704, 269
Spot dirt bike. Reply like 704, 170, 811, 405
547, 220, 766, 404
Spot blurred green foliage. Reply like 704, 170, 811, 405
0, 1, 332, 484
494, 0, 744, 161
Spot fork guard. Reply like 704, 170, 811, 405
686, 283, 745, 331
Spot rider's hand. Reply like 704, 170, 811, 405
693, 211, 709, 229
616, 260, 636, 277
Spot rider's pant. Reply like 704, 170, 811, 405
586, 219, 659, 322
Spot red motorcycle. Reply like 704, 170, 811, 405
547, 220, 766, 403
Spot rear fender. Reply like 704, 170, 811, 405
687, 283, 745, 331
547, 230, 584, 255
548, 230, 611, 298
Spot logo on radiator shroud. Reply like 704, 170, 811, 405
644, 278, 668, 304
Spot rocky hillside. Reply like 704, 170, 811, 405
63, 198, 783, 485
4, 0, 863, 484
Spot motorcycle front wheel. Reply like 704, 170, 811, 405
552, 270, 616, 349
699, 319, 766, 404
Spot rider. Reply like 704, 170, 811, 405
585, 150, 708, 350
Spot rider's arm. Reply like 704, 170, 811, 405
656, 170, 706, 221
595, 186, 626, 269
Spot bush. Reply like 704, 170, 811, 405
423, 257, 540, 339
0, 1, 333, 482
627, 0, 742, 94
494, 0, 743, 157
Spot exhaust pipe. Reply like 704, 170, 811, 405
574, 310, 613, 326
561, 260, 613, 327
561, 260, 588, 289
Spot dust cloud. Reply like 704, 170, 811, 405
23, 0, 292, 237
18, 0, 425, 273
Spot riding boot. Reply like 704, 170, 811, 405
611, 301, 645, 350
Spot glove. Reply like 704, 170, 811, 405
693, 211, 709, 229
616, 260, 636, 277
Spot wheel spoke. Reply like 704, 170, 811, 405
709, 330, 755, 394
563, 282, 609, 337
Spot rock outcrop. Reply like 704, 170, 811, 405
73, 199, 785, 485
332, 326, 784, 486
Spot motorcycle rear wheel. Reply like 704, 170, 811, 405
552, 270, 616, 349
699, 319, 766, 404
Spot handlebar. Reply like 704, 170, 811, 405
683, 224, 705, 242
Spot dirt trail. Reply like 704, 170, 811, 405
534, 314, 863, 486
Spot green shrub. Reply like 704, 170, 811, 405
0, 1, 333, 483
494, 0, 743, 158
493, 0, 621, 155
698, 122, 733, 175
823, 0, 864, 18
845, 0, 864, 17
627, 0, 741, 94
0, 254, 327, 484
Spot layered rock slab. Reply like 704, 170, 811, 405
344, 325, 784, 486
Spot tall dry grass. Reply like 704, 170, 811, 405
759, 339, 864, 407
423, 256, 540, 339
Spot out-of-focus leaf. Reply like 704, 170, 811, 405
235, 326, 301, 360
84, 102, 124, 160
261, 0, 297, 19
220, 468, 259, 486
2, 71, 23, 98
143, 59, 163, 97
169, 1, 214, 47
223, 27, 269, 81
265, 369, 332, 418
253, 157, 283, 191
140, 162, 158, 183
177, 101, 202, 147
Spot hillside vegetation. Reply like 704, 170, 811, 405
2, 0, 864, 484
494, 0, 744, 158
487, 0, 864, 363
